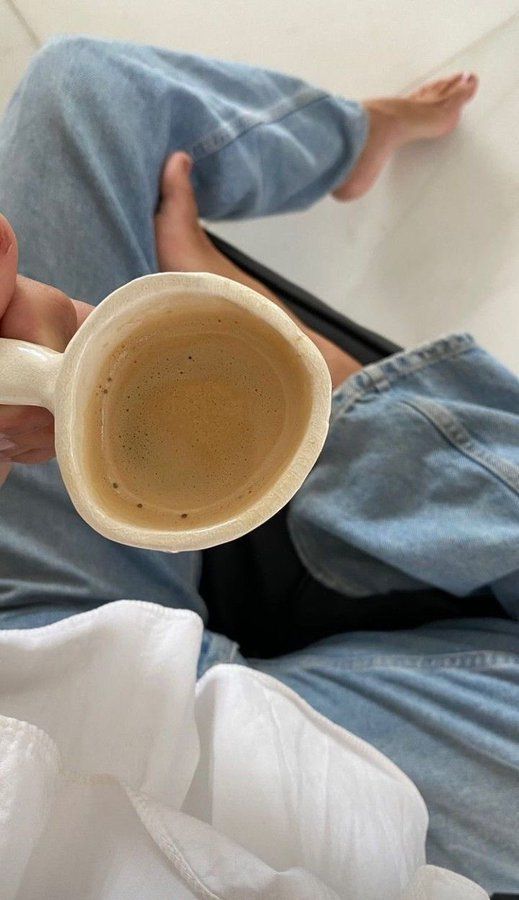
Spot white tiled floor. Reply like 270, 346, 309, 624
1, 0, 518, 370
0, 1, 36, 110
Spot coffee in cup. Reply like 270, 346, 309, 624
0, 273, 331, 551
85, 302, 313, 531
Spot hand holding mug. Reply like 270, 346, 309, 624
0, 213, 93, 483
0, 214, 331, 551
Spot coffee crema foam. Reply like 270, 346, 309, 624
84, 302, 312, 530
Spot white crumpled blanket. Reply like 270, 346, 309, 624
0, 600, 488, 899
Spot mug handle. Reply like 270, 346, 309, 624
0, 338, 63, 412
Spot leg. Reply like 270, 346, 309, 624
250, 616, 519, 893
334, 72, 478, 200
0, 35, 367, 624
155, 169, 519, 619
0, 36, 368, 303
286, 336, 519, 615
153, 72, 479, 386
155, 152, 363, 387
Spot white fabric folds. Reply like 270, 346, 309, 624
0, 600, 488, 899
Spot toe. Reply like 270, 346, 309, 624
463, 72, 479, 100
447, 72, 479, 104
160, 152, 194, 202
429, 76, 457, 94
437, 72, 464, 95
444, 72, 479, 102
155, 152, 212, 272
413, 76, 455, 100
157, 151, 200, 229
413, 72, 474, 102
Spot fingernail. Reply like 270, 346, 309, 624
461, 72, 472, 82
0, 436, 17, 453
184, 155, 193, 174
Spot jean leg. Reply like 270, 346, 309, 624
0, 35, 367, 303
288, 336, 519, 617
0, 36, 367, 627
251, 617, 519, 893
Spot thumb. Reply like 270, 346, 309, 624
0, 214, 18, 316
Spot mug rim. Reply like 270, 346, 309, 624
55, 272, 331, 552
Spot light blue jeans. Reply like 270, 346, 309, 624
0, 36, 517, 893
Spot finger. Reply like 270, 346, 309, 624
1, 275, 77, 352
0, 461, 11, 488
0, 422, 55, 457
0, 214, 18, 317
0, 405, 53, 436
9, 448, 56, 465
73, 298, 95, 329
0, 214, 16, 490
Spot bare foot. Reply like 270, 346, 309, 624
154, 153, 362, 387
154, 152, 224, 273
333, 71, 479, 201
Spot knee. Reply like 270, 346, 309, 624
20, 36, 116, 120
30, 34, 115, 76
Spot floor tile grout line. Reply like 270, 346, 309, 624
4, 0, 40, 48
400, 7, 519, 95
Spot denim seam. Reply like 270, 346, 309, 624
259, 651, 518, 674
289, 500, 393, 596
402, 398, 519, 496
332, 334, 475, 417
286, 511, 356, 595
189, 87, 329, 161
370, 335, 475, 386
127, 788, 221, 899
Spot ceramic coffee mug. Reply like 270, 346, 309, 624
0, 272, 331, 551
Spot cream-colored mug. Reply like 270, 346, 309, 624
0, 272, 331, 551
